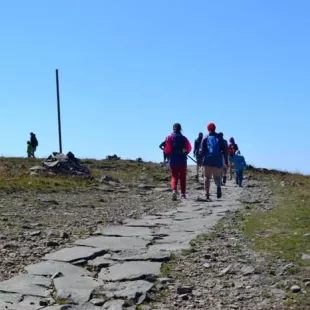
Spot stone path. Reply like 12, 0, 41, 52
0, 170, 242, 310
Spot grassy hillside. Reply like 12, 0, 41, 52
0, 157, 168, 192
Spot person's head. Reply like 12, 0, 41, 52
173, 123, 182, 133
229, 137, 235, 143
27, 141, 31, 145
30, 132, 34, 136
219, 132, 224, 138
207, 123, 216, 133
198, 132, 203, 139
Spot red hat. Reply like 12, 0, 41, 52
207, 123, 216, 132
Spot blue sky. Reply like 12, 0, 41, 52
0, 0, 309, 174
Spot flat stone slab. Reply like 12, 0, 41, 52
0, 292, 22, 309
0, 274, 51, 297
43, 304, 100, 310
54, 275, 100, 304
44, 246, 105, 263
102, 299, 125, 309
124, 218, 173, 227
88, 257, 117, 268
156, 232, 198, 244
94, 225, 153, 238
173, 212, 207, 221
99, 261, 162, 281
74, 236, 148, 251
148, 242, 191, 253
25, 260, 91, 277
111, 249, 170, 262
100, 280, 153, 299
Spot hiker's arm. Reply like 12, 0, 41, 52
164, 137, 172, 154
184, 138, 192, 154
199, 138, 205, 155
222, 140, 229, 166
159, 142, 165, 150
193, 141, 198, 156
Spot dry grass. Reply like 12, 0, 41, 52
0, 157, 168, 192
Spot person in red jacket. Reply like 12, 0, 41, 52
164, 123, 192, 200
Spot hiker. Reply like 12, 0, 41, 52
30, 132, 38, 158
200, 123, 228, 200
228, 137, 239, 180
193, 132, 203, 179
232, 150, 247, 186
159, 140, 168, 163
219, 132, 228, 185
164, 123, 192, 200
27, 141, 34, 158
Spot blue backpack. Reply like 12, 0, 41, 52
205, 135, 221, 158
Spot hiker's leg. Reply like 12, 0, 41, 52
235, 170, 239, 185
222, 165, 227, 184
179, 164, 187, 195
239, 169, 244, 186
169, 165, 179, 192
213, 168, 222, 188
204, 166, 212, 196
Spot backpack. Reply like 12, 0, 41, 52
172, 134, 186, 155
229, 144, 238, 157
205, 135, 221, 157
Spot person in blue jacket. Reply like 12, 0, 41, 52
232, 150, 247, 187
200, 123, 228, 200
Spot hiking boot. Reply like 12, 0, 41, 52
223, 176, 227, 185
206, 193, 210, 200
217, 187, 222, 199
181, 194, 186, 199
172, 191, 177, 201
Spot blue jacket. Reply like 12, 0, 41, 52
200, 133, 228, 168
232, 152, 246, 170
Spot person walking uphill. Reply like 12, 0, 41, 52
193, 132, 203, 180
232, 150, 247, 187
159, 140, 168, 163
219, 132, 228, 185
200, 123, 228, 200
30, 132, 38, 158
164, 123, 192, 200
228, 137, 238, 180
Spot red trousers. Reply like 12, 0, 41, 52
170, 164, 187, 194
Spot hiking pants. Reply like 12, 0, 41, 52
235, 169, 244, 186
170, 164, 187, 194
204, 166, 222, 194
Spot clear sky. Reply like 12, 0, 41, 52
0, 0, 309, 174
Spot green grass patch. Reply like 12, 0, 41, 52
240, 174, 310, 265
239, 172, 310, 309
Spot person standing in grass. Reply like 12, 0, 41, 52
193, 132, 203, 180
30, 132, 39, 158
27, 141, 34, 158
232, 150, 247, 186
200, 123, 228, 200
164, 123, 192, 200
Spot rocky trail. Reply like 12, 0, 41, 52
0, 166, 245, 309
0, 165, 302, 310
